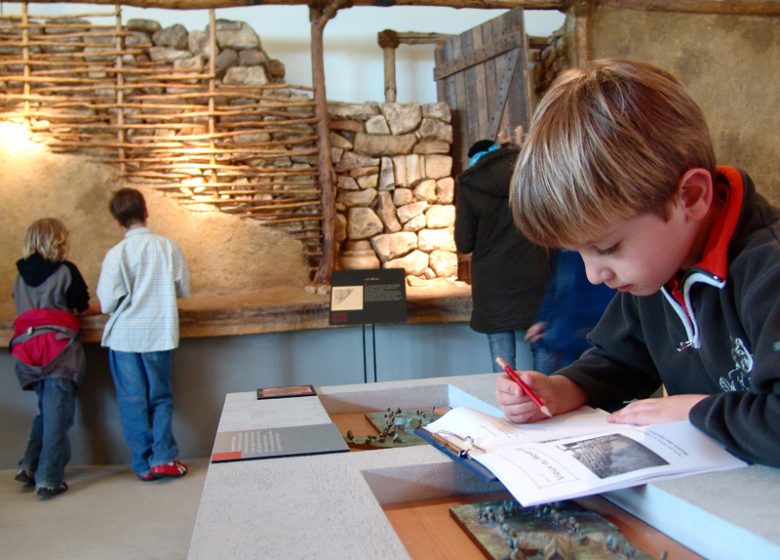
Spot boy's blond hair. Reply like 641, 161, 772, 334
22, 218, 69, 262
511, 58, 716, 248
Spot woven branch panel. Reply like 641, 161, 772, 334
0, 4, 322, 273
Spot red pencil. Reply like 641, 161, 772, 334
495, 357, 553, 418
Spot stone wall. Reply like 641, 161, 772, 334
126, 17, 285, 84
0, 13, 467, 290
328, 102, 458, 283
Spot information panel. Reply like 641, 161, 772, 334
329, 269, 407, 326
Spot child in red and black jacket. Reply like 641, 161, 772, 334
11, 217, 93, 499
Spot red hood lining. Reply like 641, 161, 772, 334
668, 165, 743, 303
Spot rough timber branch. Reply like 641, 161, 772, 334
15, 0, 780, 17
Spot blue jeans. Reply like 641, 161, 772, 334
109, 350, 179, 476
487, 330, 534, 373
19, 377, 76, 488
532, 343, 582, 375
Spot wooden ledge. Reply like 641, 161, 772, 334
0, 283, 473, 344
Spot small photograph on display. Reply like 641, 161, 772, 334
256, 384, 317, 399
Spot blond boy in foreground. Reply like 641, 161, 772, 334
495, 59, 780, 467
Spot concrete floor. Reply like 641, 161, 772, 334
0, 458, 208, 560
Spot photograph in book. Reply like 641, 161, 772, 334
423, 407, 748, 506
560, 433, 668, 478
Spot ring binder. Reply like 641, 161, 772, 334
414, 427, 497, 481
432, 430, 487, 458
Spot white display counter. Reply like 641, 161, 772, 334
187, 374, 780, 560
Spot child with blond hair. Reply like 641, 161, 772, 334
11, 218, 92, 498
495, 59, 780, 467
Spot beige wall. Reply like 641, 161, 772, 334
0, 146, 310, 317
583, 7, 779, 204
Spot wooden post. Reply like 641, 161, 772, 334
310, 1, 348, 286
572, 0, 594, 66
208, 9, 218, 188
21, 3, 30, 124
378, 30, 400, 103
114, 2, 126, 177
383, 47, 397, 103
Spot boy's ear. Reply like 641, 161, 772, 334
677, 168, 713, 220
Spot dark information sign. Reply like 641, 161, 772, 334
329, 269, 408, 326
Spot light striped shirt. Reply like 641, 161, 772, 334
97, 227, 190, 352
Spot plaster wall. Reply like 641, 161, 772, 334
586, 7, 780, 203
0, 147, 310, 318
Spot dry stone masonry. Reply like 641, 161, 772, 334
329, 101, 458, 282
127, 18, 287, 85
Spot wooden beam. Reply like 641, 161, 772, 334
434, 31, 525, 81
394, 32, 453, 45
378, 30, 452, 102
607, 0, 780, 16
16, 0, 780, 15
19, 0, 566, 10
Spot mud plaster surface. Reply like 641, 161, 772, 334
0, 148, 310, 318
589, 8, 780, 204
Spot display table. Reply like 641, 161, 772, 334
187, 374, 780, 560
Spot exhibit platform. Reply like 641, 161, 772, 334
0, 283, 472, 342
187, 374, 780, 560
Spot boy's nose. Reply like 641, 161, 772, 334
583, 258, 612, 286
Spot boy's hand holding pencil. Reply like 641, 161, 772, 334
494, 358, 590, 425
495, 357, 553, 418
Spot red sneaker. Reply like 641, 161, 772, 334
150, 460, 188, 478
137, 472, 157, 481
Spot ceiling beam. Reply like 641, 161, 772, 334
18, 0, 567, 11
16, 0, 779, 17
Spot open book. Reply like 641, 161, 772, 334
423, 406, 747, 507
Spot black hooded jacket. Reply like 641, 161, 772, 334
455, 145, 550, 333
559, 167, 780, 467
14, 253, 89, 314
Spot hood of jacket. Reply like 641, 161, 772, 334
457, 144, 520, 199
16, 253, 63, 287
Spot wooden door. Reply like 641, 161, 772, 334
434, 8, 531, 175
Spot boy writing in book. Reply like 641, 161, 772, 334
495, 59, 780, 467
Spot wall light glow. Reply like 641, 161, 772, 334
0, 122, 45, 158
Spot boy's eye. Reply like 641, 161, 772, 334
597, 244, 618, 256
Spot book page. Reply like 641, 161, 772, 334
475, 421, 747, 506
423, 405, 611, 452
